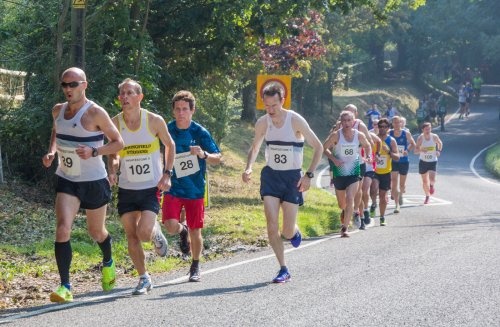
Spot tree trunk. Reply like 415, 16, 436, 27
240, 82, 256, 122
54, 0, 71, 91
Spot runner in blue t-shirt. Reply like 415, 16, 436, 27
161, 90, 221, 282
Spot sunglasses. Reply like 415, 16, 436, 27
378, 125, 389, 128
61, 81, 85, 88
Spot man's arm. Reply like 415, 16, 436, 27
294, 114, 323, 174
390, 137, 400, 161
322, 131, 340, 166
42, 105, 61, 168
107, 116, 121, 186
150, 113, 175, 191
406, 130, 417, 152
358, 132, 372, 161
357, 120, 374, 148
414, 134, 423, 154
242, 117, 267, 183
89, 105, 124, 158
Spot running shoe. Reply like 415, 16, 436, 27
363, 210, 371, 225
359, 220, 366, 230
152, 221, 168, 257
353, 212, 361, 228
424, 196, 430, 204
272, 268, 291, 283
132, 276, 153, 295
49, 285, 73, 303
380, 217, 386, 226
188, 266, 201, 282
340, 226, 350, 238
399, 194, 404, 206
101, 259, 116, 291
429, 185, 435, 195
290, 230, 302, 248
179, 223, 191, 256
370, 203, 377, 218
394, 204, 400, 214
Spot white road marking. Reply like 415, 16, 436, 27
470, 142, 500, 186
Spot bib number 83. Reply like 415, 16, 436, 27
274, 154, 287, 164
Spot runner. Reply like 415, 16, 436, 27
323, 110, 371, 237
242, 83, 323, 283
42, 67, 124, 303
415, 122, 443, 204
162, 90, 222, 282
360, 131, 381, 229
373, 118, 399, 226
108, 78, 175, 295
389, 116, 416, 213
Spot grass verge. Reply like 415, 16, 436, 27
485, 143, 500, 178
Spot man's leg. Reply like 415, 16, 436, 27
50, 193, 79, 302
390, 171, 400, 213
263, 196, 285, 266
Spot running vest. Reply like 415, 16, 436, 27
390, 129, 409, 163
265, 111, 304, 171
419, 135, 438, 162
55, 101, 107, 182
117, 109, 162, 190
332, 129, 360, 177
375, 136, 393, 174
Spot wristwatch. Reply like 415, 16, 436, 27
164, 169, 173, 177
305, 171, 314, 178
91, 147, 99, 157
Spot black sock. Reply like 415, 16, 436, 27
191, 259, 199, 269
97, 234, 112, 264
280, 266, 288, 272
180, 224, 188, 236
55, 241, 72, 287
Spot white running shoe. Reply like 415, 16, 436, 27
132, 277, 152, 295
152, 221, 168, 257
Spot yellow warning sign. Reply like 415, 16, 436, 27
72, 0, 86, 9
256, 75, 292, 110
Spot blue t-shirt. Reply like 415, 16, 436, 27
167, 120, 220, 199
389, 130, 408, 163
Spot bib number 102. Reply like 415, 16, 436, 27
128, 164, 150, 175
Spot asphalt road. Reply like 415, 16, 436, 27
2, 86, 500, 327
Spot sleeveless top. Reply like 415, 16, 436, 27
390, 129, 409, 163
375, 136, 393, 174
117, 109, 162, 190
419, 135, 438, 162
265, 111, 304, 171
332, 129, 360, 177
55, 101, 106, 182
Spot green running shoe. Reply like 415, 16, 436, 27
102, 259, 116, 291
380, 216, 386, 226
50, 285, 73, 303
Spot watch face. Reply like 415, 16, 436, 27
306, 172, 314, 178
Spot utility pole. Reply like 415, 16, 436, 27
71, 0, 86, 68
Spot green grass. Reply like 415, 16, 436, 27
485, 143, 500, 178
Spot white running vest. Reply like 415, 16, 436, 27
117, 109, 163, 190
55, 101, 107, 182
265, 111, 304, 171
419, 135, 438, 162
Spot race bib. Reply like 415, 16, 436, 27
397, 145, 405, 155
341, 144, 357, 160
376, 155, 388, 169
423, 152, 436, 161
267, 144, 294, 170
57, 146, 81, 176
124, 154, 154, 183
174, 151, 200, 178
